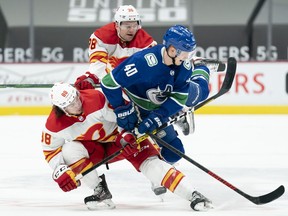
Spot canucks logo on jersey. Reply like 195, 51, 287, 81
146, 85, 173, 105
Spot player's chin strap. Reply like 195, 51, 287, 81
166, 47, 179, 65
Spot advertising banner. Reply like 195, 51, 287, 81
0, 62, 287, 115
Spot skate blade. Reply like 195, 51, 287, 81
86, 199, 116, 210
153, 187, 166, 202
157, 193, 165, 202
193, 202, 214, 211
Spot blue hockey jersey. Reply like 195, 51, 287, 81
101, 45, 198, 119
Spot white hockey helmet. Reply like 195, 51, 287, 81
114, 5, 141, 24
49, 82, 77, 109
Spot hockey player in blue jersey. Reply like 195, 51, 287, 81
101, 25, 210, 164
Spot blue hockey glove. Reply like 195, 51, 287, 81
114, 102, 138, 131
138, 112, 164, 134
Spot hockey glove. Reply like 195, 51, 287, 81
52, 164, 78, 192
138, 112, 164, 134
116, 129, 139, 157
74, 72, 100, 90
114, 102, 138, 131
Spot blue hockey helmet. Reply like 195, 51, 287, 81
163, 25, 196, 53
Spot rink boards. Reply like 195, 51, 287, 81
0, 62, 287, 115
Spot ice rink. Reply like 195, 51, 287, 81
0, 114, 287, 216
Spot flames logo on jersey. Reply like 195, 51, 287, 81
76, 123, 106, 141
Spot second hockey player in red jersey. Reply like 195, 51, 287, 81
41, 82, 213, 211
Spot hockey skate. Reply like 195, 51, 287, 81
151, 182, 167, 201
175, 109, 195, 136
190, 191, 213, 211
84, 174, 115, 210
151, 183, 167, 195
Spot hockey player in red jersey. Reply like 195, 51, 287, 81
73, 4, 166, 196
41, 82, 212, 211
74, 5, 156, 90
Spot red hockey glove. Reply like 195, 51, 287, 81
52, 164, 78, 192
116, 130, 139, 157
74, 72, 100, 90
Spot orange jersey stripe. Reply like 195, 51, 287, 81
43, 147, 62, 163
69, 158, 93, 174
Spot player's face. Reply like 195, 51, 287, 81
116, 21, 140, 42
64, 94, 83, 115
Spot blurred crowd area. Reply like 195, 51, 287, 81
0, 0, 288, 62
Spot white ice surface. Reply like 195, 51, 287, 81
0, 115, 287, 216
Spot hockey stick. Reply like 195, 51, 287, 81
195, 57, 236, 110
194, 58, 226, 71
0, 83, 100, 88
75, 147, 123, 181
136, 57, 237, 143
74, 58, 236, 180
148, 133, 285, 205
0, 59, 226, 89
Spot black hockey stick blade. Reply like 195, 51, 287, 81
245, 185, 285, 205
195, 57, 237, 111
218, 57, 237, 94
217, 62, 226, 71
148, 133, 285, 205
